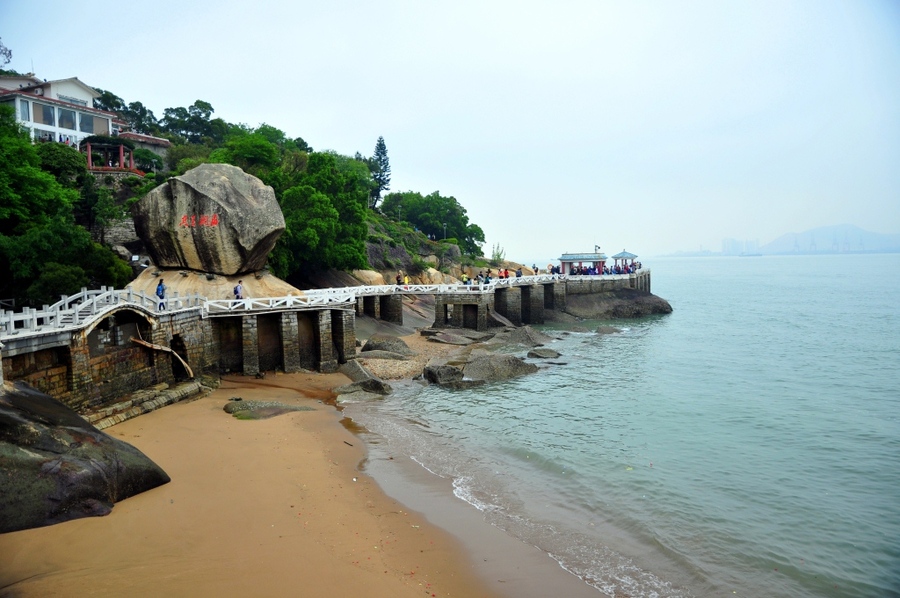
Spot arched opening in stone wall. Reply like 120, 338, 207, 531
169, 334, 190, 381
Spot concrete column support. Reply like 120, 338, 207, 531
316, 310, 338, 373
494, 287, 522, 325
242, 314, 260, 376
433, 297, 450, 328
280, 312, 302, 373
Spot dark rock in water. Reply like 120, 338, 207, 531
596, 326, 622, 334
527, 347, 561, 359
133, 163, 285, 275
223, 400, 314, 419
334, 378, 393, 396
339, 360, 375, 383
423, 364, 465, 385
462, 354, 538, 382
361, 334, 414, 356
0, 383, 170, 534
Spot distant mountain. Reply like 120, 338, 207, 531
760, 224, 900, 255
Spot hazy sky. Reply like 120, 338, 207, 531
3, 0, 899, 261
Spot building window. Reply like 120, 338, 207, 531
58, 94, 87, 107
19, 99, 30, 122
33, 103, 55, 126
79, 114, 108, 134
58, 108, 76, 130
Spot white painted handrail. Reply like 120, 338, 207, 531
0, 271, 648, 340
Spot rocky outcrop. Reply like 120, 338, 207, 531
133, 163, 285, 275
563, 289, 673, 319
0, 383, 170, 534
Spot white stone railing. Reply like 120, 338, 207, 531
1, 272, 652, 339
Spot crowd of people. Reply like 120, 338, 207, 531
567, 262, 642, 275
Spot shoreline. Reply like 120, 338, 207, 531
0, 328, 602, 597
0, 370, 502, 598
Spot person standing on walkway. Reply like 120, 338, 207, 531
156, 279, 166, 311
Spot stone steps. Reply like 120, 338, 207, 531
83, 380, 206, 430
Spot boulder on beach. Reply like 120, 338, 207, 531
133, 163, 285, 275
0, 383, 170, 534
361, 334, 415, 356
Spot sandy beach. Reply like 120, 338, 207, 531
0, 329, 601, 598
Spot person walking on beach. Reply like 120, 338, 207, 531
156, 279, 166, 311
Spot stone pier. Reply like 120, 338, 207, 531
434, 293, 490, 331
493, 287, 522, 325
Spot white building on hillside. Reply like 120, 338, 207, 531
0, 74, 118, 146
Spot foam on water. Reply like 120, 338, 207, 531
344, 254, 900, 598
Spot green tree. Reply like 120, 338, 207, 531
0, 37, 11, 68
34, 142, 88, 188
0, 106, 130, 303
381, 190, 485, 255
370, 136, 391, 209
133, 148, 163, 172
93, 89, 127, 113
122, 101, 160, 135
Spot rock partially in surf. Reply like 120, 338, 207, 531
427, 332, 476, 346
355, 350, 409, 361
0, 383, 170, 534
462, 354, 538, 382
423, 364, 464, 385
334, 378, 392, 396
527, 347, 561, 359
596, 326, 621, 334
485, 325, 554, 348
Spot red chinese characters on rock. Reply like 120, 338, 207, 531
180, 214, 220, 227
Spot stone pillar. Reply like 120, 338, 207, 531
0, 341, 4, 385
242, 314, 260, 376
542, 283, 555, 309
280, 312, 302, 373
521, 286, 533, 324
331, 308, 356, 364
450, 304, 465, 328
554, 282, 567, 311
494, 287, 522, 325
380, 295, 403, 324
528, 285, 545, 324
476, 300, 488, 331
433, 296, 449, 328
362, 295, 379, 318
316, 310, 338, 373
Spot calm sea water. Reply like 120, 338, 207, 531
343, 254, 900, 598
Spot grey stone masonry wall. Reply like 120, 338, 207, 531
565, 271, 651, 295
433, 297, 451, 327
241, 315, 260, 376
280, 312, 302, 373
380, 295, 403, 325
331, 308, 356, 364
433, 293, 489, 331
316, 310, 338, 373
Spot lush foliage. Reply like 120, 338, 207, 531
0, 107, 131, 304
380, 191, 485, 255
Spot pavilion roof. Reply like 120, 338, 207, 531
558, 252, 607, 261
612, 250, 638, 259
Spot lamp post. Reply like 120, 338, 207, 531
443, 222, 447, 240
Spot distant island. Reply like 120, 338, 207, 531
669, 224, 900, 257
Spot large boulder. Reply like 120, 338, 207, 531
0, 383, 170, 534
133, 163, 285, 275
